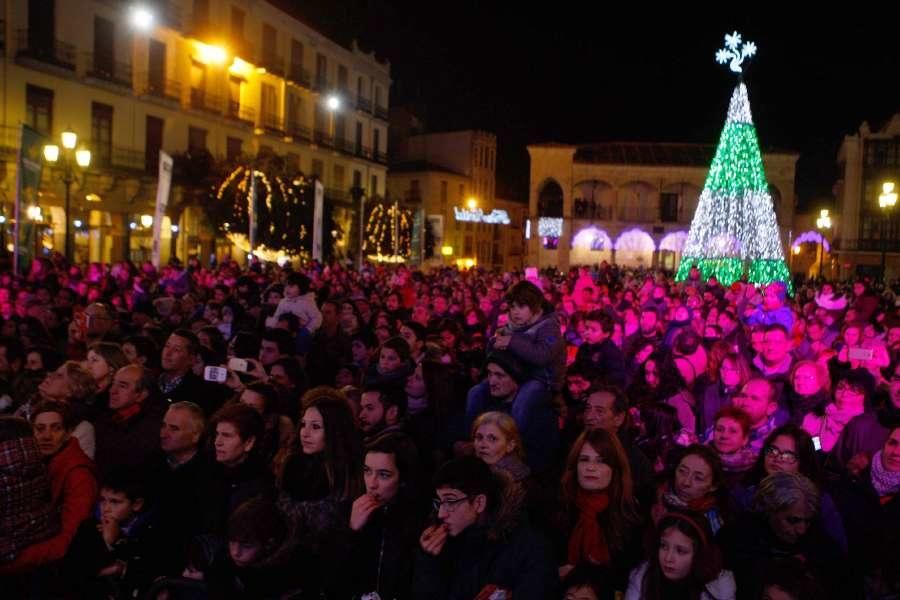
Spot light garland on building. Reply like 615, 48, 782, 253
538, 217, 563, 238
364, 200, 413, 258
676, 32, 791, 291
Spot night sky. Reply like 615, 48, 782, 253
276, 1, 899, 210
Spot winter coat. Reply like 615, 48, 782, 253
159, 372, 230, 417
784, 388, 831, 426
828, 405, 900, 472
492, 310, 566, 390
200, 455, 273, 536
0, 435, 58, 563
93, 400, 166, 479
744, 304, 794, 332
624, 561, 736, 600
274, 292, 322, 333
575, 338, 627, 388
412, 476, 558, 600
802, 402, 866, 453
700, 382, 741, 433
0, 437, 98, 574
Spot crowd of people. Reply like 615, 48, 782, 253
0, 253, 898, 600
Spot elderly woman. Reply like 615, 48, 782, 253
721, 472, 848, 599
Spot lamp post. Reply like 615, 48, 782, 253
879, 182, 898, 282
43, 128, 91, 260
816, 209, 831, 280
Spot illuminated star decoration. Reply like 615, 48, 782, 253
715, 30, 757, 74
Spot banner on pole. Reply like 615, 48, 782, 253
313, 180, 324, 261
151, 151, 173, 268
249, 170, 258, 256
14, 125, 45, 274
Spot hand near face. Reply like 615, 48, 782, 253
419, 523, 449, 556
99, 516, 121, 547
492, 334, 511, 350
350, 493, 381, 531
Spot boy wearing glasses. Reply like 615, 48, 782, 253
414, 456, 556, 600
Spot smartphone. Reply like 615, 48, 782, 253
228, 358, 248, 373
848, 347, 873, 361
812, 436, 822, 452
203, 366, 228, 383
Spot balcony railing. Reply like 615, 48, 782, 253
286, 123, 311, 142
355, 145, 372, 160
334, 138, 354, 154
225, 101, 255, 124
259, 52, 285, 77
313, 130, 333, 148
287, 65, 311, 88
137, 74, 181, 102
356, 96, 372, 112
260, 112, 284, 134
325, 188, 348, 202
83, 53, 132, 87
190, 89, 223, 114
374, 150, 387, 164
374, 104, 389, 121
16, 29, 76, 70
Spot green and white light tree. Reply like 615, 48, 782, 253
676, 31, 791, 289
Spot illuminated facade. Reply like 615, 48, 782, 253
1, 0, 389, 264
527, 142, 798, 271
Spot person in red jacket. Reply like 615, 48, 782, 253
0, 400, 98, 575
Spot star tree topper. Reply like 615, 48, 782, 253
715, 31, 757, 74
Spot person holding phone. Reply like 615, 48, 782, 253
836, 324, 889, 384
802, 370, 873, 454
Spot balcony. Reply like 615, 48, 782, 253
313, 130, 333, 148
16, 29, 76, 70
287, 65, 311, 88
137, 74, 181, 104
334, 138, 354, 154
259, 52, 285, 77
286, 123, 311, 142
84, 53, 132, 88
260, 112, 284, 135
374, 104, 389, 121
190, 88, 223, 114
355, 145, 372, 160
356, 96, 372, 113
225, 101, 255, 125
374, 150, 387, 164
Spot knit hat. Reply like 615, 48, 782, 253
486, 351, 527, 383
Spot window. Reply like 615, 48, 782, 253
148, 39, 166, 94
228, 76, 243, 117
459, 184, 465, 199
190, 60, 206, 107
316, 53, 327, 87
660, 192, 679, 222
226, 137, 242, 162
290, 40, 304, 80
230, 7, 245, 40
260, 83, 277, 126
93, 16, 114, 77
374, 86, 382, 107
464, 236, 473, 255
371, 174, 379, 195
145, 115, 163, 174
355, 121, 363, 154
357, 76, 365, 99
25, 84, 53, 135
337, 65, 348, 91
261, 24, 277, 66
91, 102, 113, 167
287, 93, 303, 131
188, 126, 207, 153
410, 179, 420, 199
311, 159, 324, 179
335, 115, 346, 144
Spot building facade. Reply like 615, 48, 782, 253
527, 142, 798, 272
1, 0, 389, 264
833, 114, 900, 280
387, 129, 526, 271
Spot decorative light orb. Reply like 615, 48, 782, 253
326, 95, 341, 111
130, 5, 155, 31
140, 214, 154, 228
61, 130, 77, 149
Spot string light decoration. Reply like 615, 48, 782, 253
211, 164, 313, 256
676, 32, 791, 291
364, 199, 413, 260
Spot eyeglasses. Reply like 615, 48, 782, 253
836, 382, 863, 394
432, 496, 469, 513
765, 445, 799, 464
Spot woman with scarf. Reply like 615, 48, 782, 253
556, 429, 643, 594
706, 407, 756, 488
784, 360, 831, 426
802, 369, 873, 453
832, 424, 900, 598
652, 445, 729, 537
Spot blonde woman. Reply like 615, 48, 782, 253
472, 411, 529, 482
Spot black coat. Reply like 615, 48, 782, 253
200, 455, 273, 536
575, 339, 627, 388
159, 372, 230, 417
93, 399, 166, 480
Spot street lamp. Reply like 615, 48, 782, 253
43, 129, 91, 260
129, 4, 155, 31
879, 181, 898, 282
816, 209, 832, 280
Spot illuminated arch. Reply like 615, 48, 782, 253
659, 230, 688, 253
791, 230, 830, 253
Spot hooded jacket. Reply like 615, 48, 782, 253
274, 292, 322, 333
492, 309, 566, 390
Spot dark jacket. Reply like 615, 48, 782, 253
200, 455, 273, 536
700, 381, 742, 433
412, 477, 558, 600
493, 310, 566, 391
575, 339, 627, 388
93, 399, 166, 479
784, 388, 831, 426
828, 405, 900, 472
159, 372, 230, 417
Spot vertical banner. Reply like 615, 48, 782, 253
151, 151, 173, 268
410, 208, 423, 264
313, 180, 324, 261
14, 125, 44, 275
248, 170, 257, 256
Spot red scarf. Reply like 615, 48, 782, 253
567, 489, 611, 566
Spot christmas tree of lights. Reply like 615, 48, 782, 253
675, 32, 791, 290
